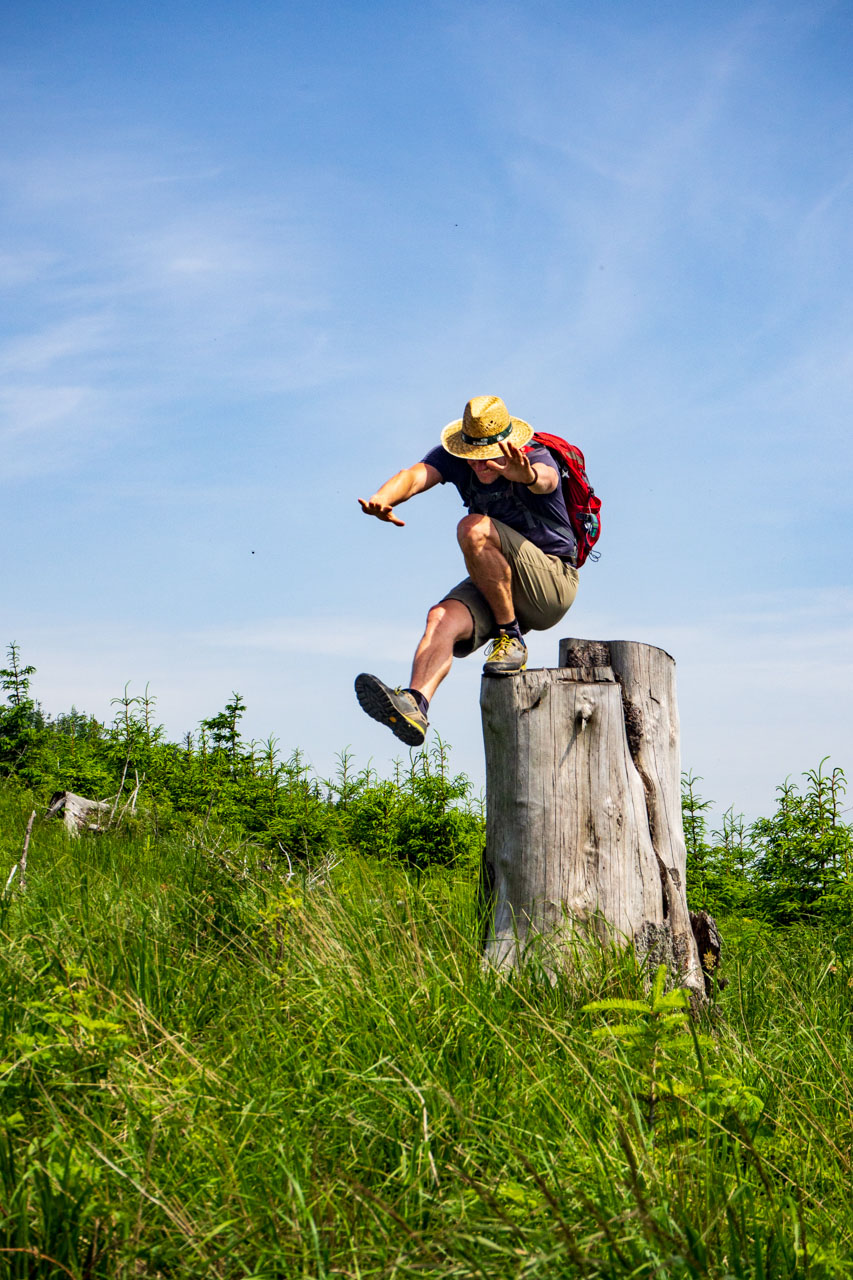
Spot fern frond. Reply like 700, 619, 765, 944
591, 1023, 646, 1040
651, 964, 668, 1002
652, 988, 691, 1013
582, 999, 651, 1015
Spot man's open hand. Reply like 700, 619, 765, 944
358, 498, 406, 526
482, 441, 536, 484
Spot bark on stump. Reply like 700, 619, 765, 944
479, 638, 705, 998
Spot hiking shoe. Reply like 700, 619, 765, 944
482, 633, 528, 676
354, 673, 428, 747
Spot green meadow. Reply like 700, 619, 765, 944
1, 648, 853, 1277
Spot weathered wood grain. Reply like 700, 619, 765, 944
481, 642, 705, 996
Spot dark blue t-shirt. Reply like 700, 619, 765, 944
421, 444, 578, 562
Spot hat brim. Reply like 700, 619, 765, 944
440, 416, 533, 459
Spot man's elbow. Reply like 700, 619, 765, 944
540, 468, 560, 496
404, 464, 433, 497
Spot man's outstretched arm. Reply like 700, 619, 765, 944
358, 462, 441, 527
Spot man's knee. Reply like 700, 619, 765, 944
425, 599, 473, 641
457, 513, 495, 552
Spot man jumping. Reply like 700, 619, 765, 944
355, 395, 580, 746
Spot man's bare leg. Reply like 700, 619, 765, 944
409, 599, 473, 703
455, 513, 527, 674
456, 514, 515, 624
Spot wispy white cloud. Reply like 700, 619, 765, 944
0, 248, 61, 287
0, 140, 352, 478
0, 149, 224, 212
0, 385, 100, 442
0, 317, 119, 471
193, 617, 415, 663
0, 315, 111, 375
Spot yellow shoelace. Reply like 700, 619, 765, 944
486, 634, 517, 658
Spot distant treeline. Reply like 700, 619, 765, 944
0, 644, 483, 871
2, 642, 852, 924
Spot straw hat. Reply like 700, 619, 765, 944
441, 395, 533, 459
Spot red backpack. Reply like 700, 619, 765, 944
526, 432, 602, 566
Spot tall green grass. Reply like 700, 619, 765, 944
1, 785, 851, 1278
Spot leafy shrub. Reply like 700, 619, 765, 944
337, 741, 483, 870
682, 762, 853, 926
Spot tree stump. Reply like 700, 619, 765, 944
479, 639, 705, 998
46, 791, 111, 836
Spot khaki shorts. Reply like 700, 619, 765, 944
442, 519, 579, 657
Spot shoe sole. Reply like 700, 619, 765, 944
483, 660, 528, 677
354, 673, 426, 747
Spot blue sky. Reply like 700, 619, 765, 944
3, 0, 853, 821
